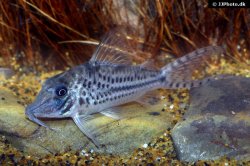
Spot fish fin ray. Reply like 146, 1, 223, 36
72, 114, 101, 148
135, 99, 151, 107
165, 75, 228, 89
161, 46, 225, 89
100, 107, 126, 120
90, 30, 133, 65
135, 90, 162, 106
140, 60, 158, 70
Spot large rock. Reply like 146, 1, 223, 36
172, 76, 250, 162
184, 76, 250, 118
0, 87, 173, 157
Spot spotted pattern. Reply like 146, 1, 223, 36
75, 63, 161, 109
79, 97, 85, 105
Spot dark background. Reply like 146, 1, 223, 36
0, 0, 249, 72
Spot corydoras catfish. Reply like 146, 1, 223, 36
25, 32, 224, 147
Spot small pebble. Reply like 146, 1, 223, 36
80, 150, 86, 156
156, 157, 161, 161
179, 103, 186, 109
142, 144, 148, 148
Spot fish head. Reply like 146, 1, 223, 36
25, 71, 77, 127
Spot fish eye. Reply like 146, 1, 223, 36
55, 86, 67, 96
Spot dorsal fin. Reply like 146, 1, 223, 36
90, 31, 133, 65
140, 60, 158, 70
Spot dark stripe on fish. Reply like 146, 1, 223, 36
59, 96, 73, 115
111, 78, 159, 92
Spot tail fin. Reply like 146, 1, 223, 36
160, 46, 225, 89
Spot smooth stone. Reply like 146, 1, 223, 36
172, 115, 250, 162
0, 87, 38, 137
185, 76, 250, 118
0, 86, 173, 157
172, 76, 250, 162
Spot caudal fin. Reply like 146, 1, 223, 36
160, 46, 225, 89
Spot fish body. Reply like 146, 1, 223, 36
25, 32, 224, 147
69, 63, 161, 114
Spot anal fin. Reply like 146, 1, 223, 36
135, 90, 162, 106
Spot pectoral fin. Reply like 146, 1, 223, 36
72, 114, 101, 148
